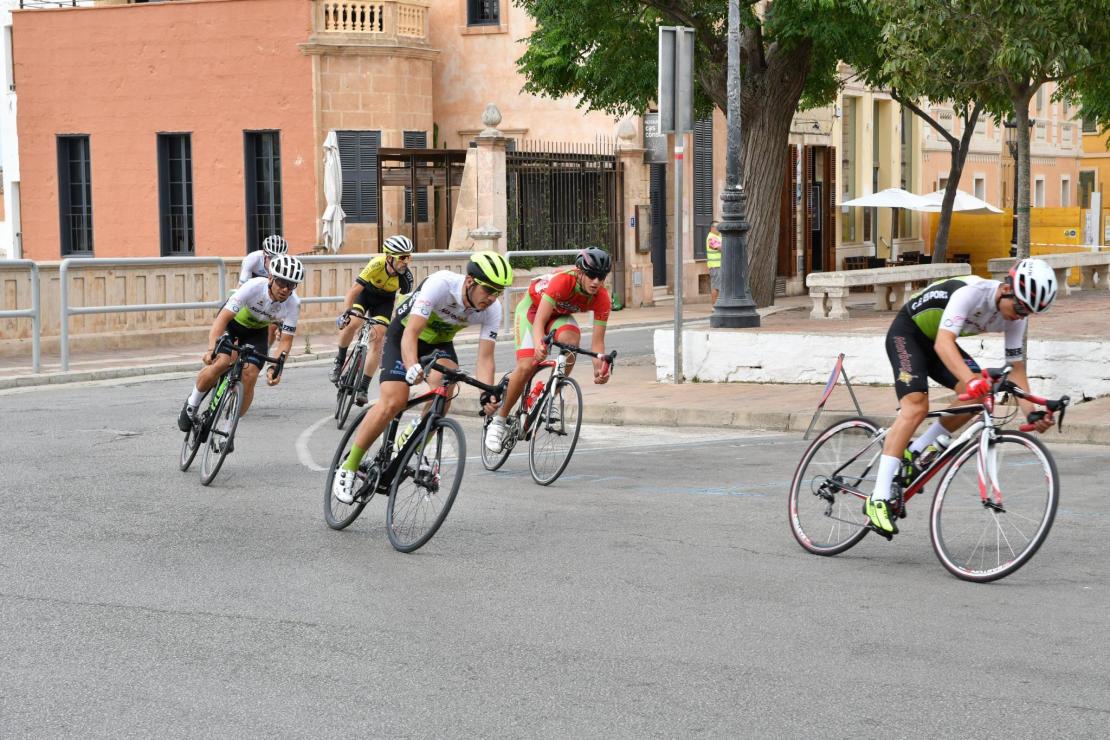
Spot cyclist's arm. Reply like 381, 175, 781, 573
267, 331, 295, 386
532, 296, 557, 356
1006, 361, 1052, 429
590, 322, 610, 382
343, 282, 362, 312
400, 314, 428, 370
475, 338, 496, 386
206, 309, 235, 362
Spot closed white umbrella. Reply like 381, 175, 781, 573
919, 188, 1004, 214
320, 131, 346, 253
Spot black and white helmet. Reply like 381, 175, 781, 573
261, 234, 288, 256
1009, 258, 1057, 314
383, 234, 414, 255
269, 255, 304, 285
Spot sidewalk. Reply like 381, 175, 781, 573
4, 293, 1110, 445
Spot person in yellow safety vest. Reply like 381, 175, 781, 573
706, 222, 722, 304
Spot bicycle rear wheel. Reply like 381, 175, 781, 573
199, 384, 241, 486
386, 417, 466, 553
788, 417, 879, 555
930, 430, 1059, 582
528, 377, 583, 486
324, 405, 386, 530
178, 392, 209, 472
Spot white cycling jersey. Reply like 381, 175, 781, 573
938, 278, 1027, 361
225, 277, 300, 334
239, 251, 270, 285
401, 270, 501, 344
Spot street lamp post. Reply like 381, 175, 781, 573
709, 0, 760, 329
1004, 117, 1019, 257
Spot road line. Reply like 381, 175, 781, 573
296, 414, 335, 472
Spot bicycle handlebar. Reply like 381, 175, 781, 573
214, 335, 287, 377
957, 365, 1069, 432
418, 351, 507, 398
342, 309, 390, 327
542, 330, 617, 368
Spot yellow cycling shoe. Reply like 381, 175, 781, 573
865, 498, 899, 537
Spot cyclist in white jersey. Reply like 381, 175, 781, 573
239, 235, 288, 285
177, 255, 304, 439
331, 252, 512, 503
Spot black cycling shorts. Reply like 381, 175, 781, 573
217, 320, 269, 369
379, 317, 457, 385
885, 311, 980, 399
352, 287, 397, 324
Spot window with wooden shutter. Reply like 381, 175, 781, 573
403, 130, 428, 224
337, 130, 381, 224
693, 117, 713, 260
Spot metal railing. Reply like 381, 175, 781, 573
0, 260, 42, 374
59, 257, 228, 372
295, 252, 467, 306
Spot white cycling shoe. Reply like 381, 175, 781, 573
485, 416, 507, 453
332, 468, 358, 504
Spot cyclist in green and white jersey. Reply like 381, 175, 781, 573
866, 257, 1059, 535
332, 251, 512, 504
177, 255, 304, 436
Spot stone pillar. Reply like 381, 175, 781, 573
616, 117, 655, 307
448, 104, 508, 253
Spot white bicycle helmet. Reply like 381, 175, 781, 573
1009, 257, 1057, 313
270, 255, 304, 284
383, 235, 414, 255
262, 235, 288, 256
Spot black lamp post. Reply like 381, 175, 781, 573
710, 0, 760, 328
1003, 116, 1035, 258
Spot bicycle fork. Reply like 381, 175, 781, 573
976, 426, 1006, 512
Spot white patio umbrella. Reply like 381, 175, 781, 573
841, 187, 932, 210
320, 131, 346, 253
919, 188, 1004, 214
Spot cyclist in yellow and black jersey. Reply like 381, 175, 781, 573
329, 235, 415, 405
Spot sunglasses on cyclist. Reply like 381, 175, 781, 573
582, 270, 609, 281
274, 278, 297, 290
474, 282, 503, 298
391, 255, 411, 262
1010, 296, 1032, 317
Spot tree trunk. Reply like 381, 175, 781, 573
728, 40, 812, 307
932, 107, 981, 262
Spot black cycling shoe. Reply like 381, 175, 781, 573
177, 403, 195, 433
329, 359, 343, 385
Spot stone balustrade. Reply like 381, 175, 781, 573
315, 0, 428, 40
806, 262, 973, 319
987, 250, 1110, 294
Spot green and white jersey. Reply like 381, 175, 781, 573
396, 270, 501, 345
903, 275, 1026, 361
224, 277, 300, 334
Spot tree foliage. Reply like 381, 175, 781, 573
514, 0, 879, 306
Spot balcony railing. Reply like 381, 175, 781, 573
315, 0, 428, 40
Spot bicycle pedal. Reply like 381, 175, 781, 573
867, 523, 895, 542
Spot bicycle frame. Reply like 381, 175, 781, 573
826, 367, 1069, 512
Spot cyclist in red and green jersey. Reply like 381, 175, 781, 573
485, 247, 613, 454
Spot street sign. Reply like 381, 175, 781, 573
643, 111, 669, 164
658, 26, 694, 134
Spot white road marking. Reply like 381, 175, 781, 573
296, 414, 336, 472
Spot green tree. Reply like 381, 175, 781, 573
879, 0, 1110, 259
514, 0, 878, 306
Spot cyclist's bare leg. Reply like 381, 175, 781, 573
498, 354, 537, 420
351, 379, 410, 451
881, 391, 929, 459
361, 323, 386, 380
554, 327, 581, 377
195, 353, 234, 393
426, 358, 459, 416
238, 364, 261, 415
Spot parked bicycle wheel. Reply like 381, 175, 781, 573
335, 345, 366, 430
788, 417, 878, 555
324, 405, 383, 530
528, 376, 583, 486
386, 417, 466, 553
199, 383, 241, 486
930, 430, 1059, 582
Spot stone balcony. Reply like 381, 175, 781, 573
304, 0, 432, 53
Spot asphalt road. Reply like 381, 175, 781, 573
2, 349, 1109, 737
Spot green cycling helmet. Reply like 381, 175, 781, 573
467, 251, 514, 290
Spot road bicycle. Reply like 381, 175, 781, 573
179, 334, 286, 486
480, 330, 616, 485
333, 311, 388, 430
324, 352, 506, 553
788, 365, 1069, 582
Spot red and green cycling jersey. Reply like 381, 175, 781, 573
526, 269, 612, 326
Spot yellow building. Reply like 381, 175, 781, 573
1080, 121, 1110, 245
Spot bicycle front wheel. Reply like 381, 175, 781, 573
178, 392, 208, 472
200, 385, 241, 486
788, 417, 879, 555
386, 417, 466, 553
931, 430, 1059, 582
528, 377, 583, 486
335, 346, 365, 430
